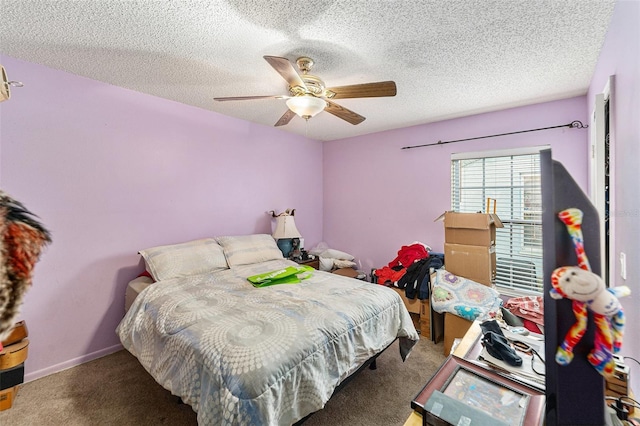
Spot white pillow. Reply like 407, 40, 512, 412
320, 248, 355, 260
319, 257, 334, 271
139, 238, 228, 281
333, 259, 357, 269
216, 234, 284, 267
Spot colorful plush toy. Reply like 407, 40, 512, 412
550, 208, 630, 378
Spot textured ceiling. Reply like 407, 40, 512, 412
0, 0, 616, 141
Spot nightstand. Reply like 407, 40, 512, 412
294, 258, 319, 270
332, 267, 361, 279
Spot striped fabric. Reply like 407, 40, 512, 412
216, 234, 283, 267
139, 238, 228, 281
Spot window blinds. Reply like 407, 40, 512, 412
451, 148, 545, 294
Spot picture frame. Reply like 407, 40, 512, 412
412, 355, 545, 426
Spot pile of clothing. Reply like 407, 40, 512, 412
374, 242, 443, 300
503, 296, 545, 334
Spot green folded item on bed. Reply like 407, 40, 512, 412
247, 265, 314, 287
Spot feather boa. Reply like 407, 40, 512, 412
0, 190, 51, 344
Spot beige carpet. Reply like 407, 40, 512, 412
0, 337, 446, 425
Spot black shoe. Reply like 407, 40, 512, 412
482, 331, 523, 367
500, 307, 524, 327
480, 319, 504, 336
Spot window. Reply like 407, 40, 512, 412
451, 147, 546, 294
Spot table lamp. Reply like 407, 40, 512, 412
271, 209, 302, 258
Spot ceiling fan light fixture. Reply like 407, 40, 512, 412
216, 56, 394, 127
286, 96, 326, 119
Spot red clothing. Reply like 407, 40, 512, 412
504, 296, 544, 325
522, 319, 544, 334
388, 243, 428, 268
374, 266, 406, 285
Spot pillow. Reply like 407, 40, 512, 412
319, 257, 334, 271
320, 248, 355, 261
430, 269, 502, 321
216, 234, 284, 267
139, 238, 228, 281
333, 259, 357, 269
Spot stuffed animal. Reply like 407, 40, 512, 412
550, 208, 630, 378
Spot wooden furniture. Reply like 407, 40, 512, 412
0, 322, 29, 412
403, 410, 422, 426
294, 257, 319, 270
332, 267, 359, 278
0, 339, 29, 370
295, 258, 365, 280
1, 321, 27, 347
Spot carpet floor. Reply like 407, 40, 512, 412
0, 337, 446, 425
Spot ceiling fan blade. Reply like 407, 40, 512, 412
325, 81, 397, 99
263, 56, 308, 90
324, 100, 366, 125
274, 109, 296, 127
214, 95, 288, 102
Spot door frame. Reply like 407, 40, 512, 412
590, 75, 614, 285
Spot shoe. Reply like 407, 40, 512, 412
501, 307, 524, 327
483, 331, 523, 367
480, 319, 503, 336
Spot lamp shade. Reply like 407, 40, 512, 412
272, 214, 301, 239
286, 96, 327, 119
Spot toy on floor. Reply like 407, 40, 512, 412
550, 208, 630, 378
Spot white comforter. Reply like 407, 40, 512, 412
116, 259, 418, 425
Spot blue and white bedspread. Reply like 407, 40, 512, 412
116, 259, 418, 425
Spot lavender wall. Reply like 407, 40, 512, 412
2, 2, 636, 391
323, 96, 589, 273
0, 56, 323, 381
588, 0, 640, 395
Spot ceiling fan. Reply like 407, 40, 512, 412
214, 56, 397, 127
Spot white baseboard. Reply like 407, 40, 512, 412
24, 343, 124, 383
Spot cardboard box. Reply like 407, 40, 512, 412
419, 299, 431, 340
443, 312, 473, 355
409, 313, 421, 333
391, 287, 421, 314
390, 288, 432, 336
435, 211, 503, 247
444, 243, 496, 286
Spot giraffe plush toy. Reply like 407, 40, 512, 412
550, 208, 630, 378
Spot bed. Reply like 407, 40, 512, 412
116, 235, 419, 425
